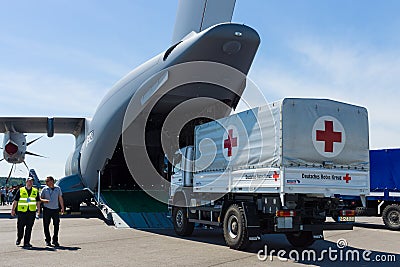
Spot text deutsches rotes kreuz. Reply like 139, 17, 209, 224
301, 173, 342, 181
243, 173, 275, 179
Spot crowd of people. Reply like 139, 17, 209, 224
1, 185, 22, 205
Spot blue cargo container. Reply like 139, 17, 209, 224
341, 149, 400, 230
370, 149, 400, 199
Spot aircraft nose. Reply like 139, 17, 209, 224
5, 142, 18, 155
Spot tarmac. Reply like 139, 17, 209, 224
0, 205, 399, 267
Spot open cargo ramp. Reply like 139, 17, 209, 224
98, 190, 173, 229
95, 137, 173, 229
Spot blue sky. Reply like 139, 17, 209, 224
1, 0, 400, 179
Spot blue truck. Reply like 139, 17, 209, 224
341, 148, 400, 230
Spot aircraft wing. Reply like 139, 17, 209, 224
172, 0, 236, 44
0, 117, 86, 137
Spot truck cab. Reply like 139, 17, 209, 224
170, 146, 193, 199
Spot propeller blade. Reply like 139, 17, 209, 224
26, 151, 47, 158
5, 164, 14, 185
27, 135, 43, 146
23, 161, 30, 171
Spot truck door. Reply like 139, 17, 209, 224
170, 151, 183, 198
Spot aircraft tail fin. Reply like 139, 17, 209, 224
29, 169, 42, 188
172, 0, 236, 44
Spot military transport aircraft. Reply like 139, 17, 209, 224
0, 0, 261, 218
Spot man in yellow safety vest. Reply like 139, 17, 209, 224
11, 176, 41, 248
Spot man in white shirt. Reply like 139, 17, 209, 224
40, 176, 64, 247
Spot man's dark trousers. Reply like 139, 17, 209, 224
17, 211, 36, 245
43, 207, 60, 243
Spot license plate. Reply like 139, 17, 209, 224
338, 216, 355, 222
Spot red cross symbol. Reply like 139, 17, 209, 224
273, 171, 279, 181
316, 120, 342, 152
343, 173, 352, 183
224, 129, 237, 157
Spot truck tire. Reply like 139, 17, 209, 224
285, 231, 315, 248
172, 201, 194, 236
223, 204, 249, 250
382, 204, 400, 230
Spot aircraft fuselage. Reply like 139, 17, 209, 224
61, 23, 260, 203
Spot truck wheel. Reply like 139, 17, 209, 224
223, 204, 249, 250
172, 201, 194, 236
286, 231, 315, 248
382, 204, 400, 230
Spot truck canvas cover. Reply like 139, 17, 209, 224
370, 149, 400, 192
193, 98, 370, 197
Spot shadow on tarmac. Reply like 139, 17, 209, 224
21, 245, 81, 251
354, 222, 388, 230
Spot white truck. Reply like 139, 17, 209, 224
168, 98, 370, 249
